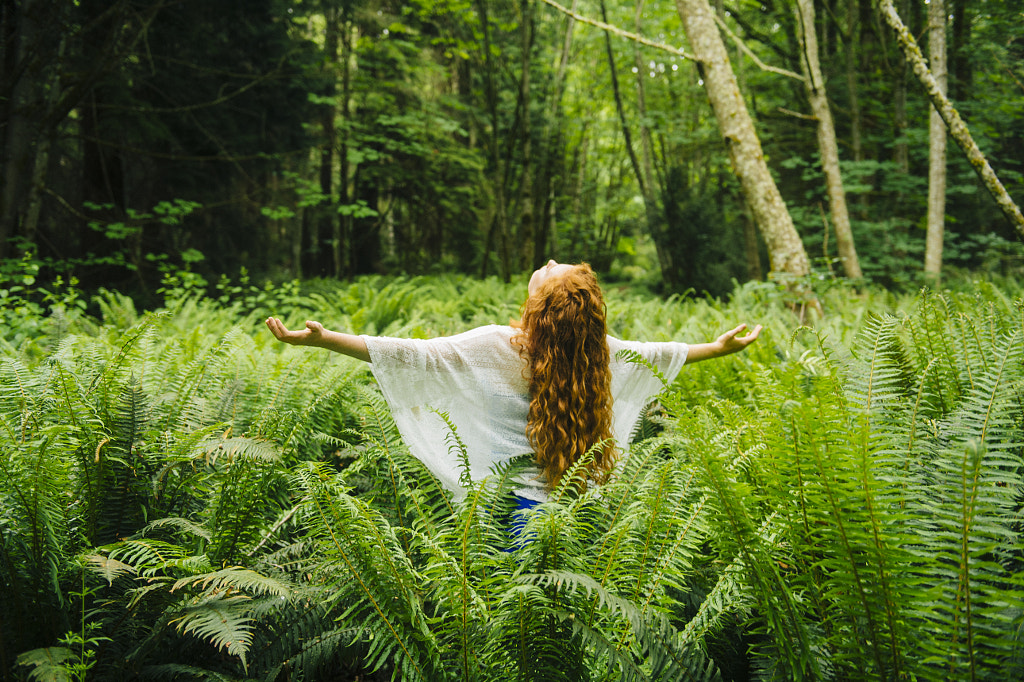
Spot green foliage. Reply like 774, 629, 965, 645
2, 274, 1023, 680
0, 293, 366, 678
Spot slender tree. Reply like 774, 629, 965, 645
924, 0, 947, 279
794, 0, 862, 278
476, 0, 512, 280
515, 0, 536, 271
533, 0, 579, 267
673, 0, 811, 279
598, 0, 667, 279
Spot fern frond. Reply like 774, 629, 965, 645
170, 567, 292, 599
135, 662, 242, 680
899, 328, 1024, 680
523, 570, 722, 681
431, 407, 473, 489
142, 516, 212, 542
616, 348, 669, 387
83, 552, 137, 585
683, 402, 822, 679
345, 389, 455, 535
199, 436, 281, 464
293, 461, 440, 681
14, 646, 74, 682
168, 593, 255, 671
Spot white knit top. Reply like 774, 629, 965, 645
363, 325, 688, 501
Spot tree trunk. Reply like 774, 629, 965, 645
924, 0, 947, 279
892, 0, 910, 175
949, 0, 971, 102
628, 0, 675, 282
476, 0, 511, 281
534, 0, 578, 268
674, 0, 811, 278
516, 0, 535, 271
795, 0, 862, 278
633, 1, 656, 198
597, 0, 645, 202
845, 0, 866, 219
0, 0, 48, 257
22, 31, 67, 248
878, 0, 1024, 241
339, 12, 354, 279
570, 129, 590, 251
310, 7, 339, 279
598, 0, 670, 281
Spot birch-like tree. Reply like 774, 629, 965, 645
794, 0, 862, 278
673, 0, 811, 279
924, 0, 948, 279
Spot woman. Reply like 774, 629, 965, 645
266, 261, 760, 504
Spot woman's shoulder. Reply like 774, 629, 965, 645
445, 324, 516, 343
440, 325, 520, 355
606, 335, 688, 363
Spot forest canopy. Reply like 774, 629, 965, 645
2, 0, 1023, 304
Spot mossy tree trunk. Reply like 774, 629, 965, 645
878, 0, 1024, 243
673, 0, 812, 279
795, 0, 862, 279
924, 0, 948, 280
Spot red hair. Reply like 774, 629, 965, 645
511, 263, 616, 490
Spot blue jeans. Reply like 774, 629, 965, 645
508, 494, 540, 547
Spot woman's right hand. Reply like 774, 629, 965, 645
265, 317, 371, 361
265, 317, 324, 346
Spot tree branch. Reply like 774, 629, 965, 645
722, 4, 796, 62
539, 0, 696, 61
877, 0, 1024, 241
777, 107, 817, 121
714, 14, 804, 82
94, 53, 293, 115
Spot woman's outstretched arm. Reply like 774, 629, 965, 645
684, 323, 762, 364
265, 317, 371, 362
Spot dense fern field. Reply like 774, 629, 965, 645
1, 274, 1022, 681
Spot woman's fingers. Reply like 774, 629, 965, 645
719, 323, 762, 353
265, 318, 327, 347
265, 317, 284, 339
266, 317, 301, 343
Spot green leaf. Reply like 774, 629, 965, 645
15, 647, 73, 682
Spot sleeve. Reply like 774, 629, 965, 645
362, 326, 531, 500
607, 338, 688, 448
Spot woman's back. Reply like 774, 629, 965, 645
363, 324, 689, 501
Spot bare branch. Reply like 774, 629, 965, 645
95, 53, 293, 115
714, 14, 804, 82
777, 107, 816, 121
539, 0, 696, 61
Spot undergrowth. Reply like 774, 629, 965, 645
1, 273, 1021, 681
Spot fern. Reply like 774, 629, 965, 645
292, 461, 441, 681
4, 273, 1023, 681
168, 593, 256, 671
900, 329, 1024, 680
522, 570, 721, 681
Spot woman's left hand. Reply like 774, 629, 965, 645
684, 323, 763, 364
715, 323, 762, 356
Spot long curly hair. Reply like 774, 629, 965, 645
511, 263, 616, 490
